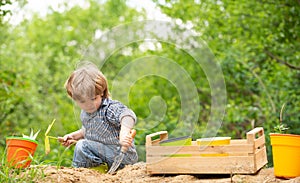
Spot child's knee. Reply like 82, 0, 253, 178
74, 139, 85, 153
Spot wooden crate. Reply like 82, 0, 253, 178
146, 127, 268, 174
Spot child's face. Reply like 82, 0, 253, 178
74, 95, 102, 113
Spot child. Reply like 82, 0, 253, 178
59, 62, 138, 170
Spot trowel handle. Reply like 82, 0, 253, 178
121, 129, 136, 153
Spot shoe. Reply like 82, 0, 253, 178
90, 162, 109, 173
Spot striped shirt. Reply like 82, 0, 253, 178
80, 98, 137, 159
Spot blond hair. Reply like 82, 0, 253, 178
65, 62, 109, 100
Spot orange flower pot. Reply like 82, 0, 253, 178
270, 133, 300, 178
6, 137, 38, 168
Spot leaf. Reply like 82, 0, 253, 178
32, 129, 41, 140
30, 128, 33, 138
23, 129, 40, 140
22, 134, 30, 138
45, 136, 50, 155
45, 119, 56, 136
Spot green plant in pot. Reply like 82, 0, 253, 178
270, 103, 300, 178
6, 129, 40, 168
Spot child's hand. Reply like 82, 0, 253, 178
119, 129, 136, 149
58, 134, 76, 147
58, 129, 83, 147
119, 134, 133, 148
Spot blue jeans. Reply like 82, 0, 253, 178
72, 139, 138, 168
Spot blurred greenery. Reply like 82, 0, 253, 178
0, 0, 299, 168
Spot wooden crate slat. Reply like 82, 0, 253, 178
150, 139, 161, 146
230, 139, 247, 144
146, 156, 256, 174
254, 146, 268, 170
247, 127, 264, 144
146, 131, 168, 146
254, 134, 266, 149
146, 143, 254, 156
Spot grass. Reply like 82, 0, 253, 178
0, 147, 45, 183
0, 164, 45, 183
0, 143, 74, 183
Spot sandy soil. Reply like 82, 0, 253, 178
27, 162, 300, 183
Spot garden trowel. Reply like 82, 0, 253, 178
108, 129, 136, 174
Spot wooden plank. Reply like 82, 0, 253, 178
247, 127, 264, 144
146, 144, 254, 156
150, 139, 161, 146
230, 139, 247, 144
193, 139, 247, 145
146, 131, 168, 146
254, 134, 265, 149
147, 153, 251, 157
254, 146, 268, 170
146, 156, 256, 174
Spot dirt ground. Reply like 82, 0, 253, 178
31, 162, 300, 183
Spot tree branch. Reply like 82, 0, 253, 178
264, 49, 300, 70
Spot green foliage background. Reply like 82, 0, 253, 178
0, 0, 299, 167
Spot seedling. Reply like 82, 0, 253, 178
274, 103, 289, 133
44, 119, 58, 154
22, 129, 40, 140
44, 119, 77, 155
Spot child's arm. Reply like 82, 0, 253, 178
59, 129, 84, 147
119, 116, 135, 148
